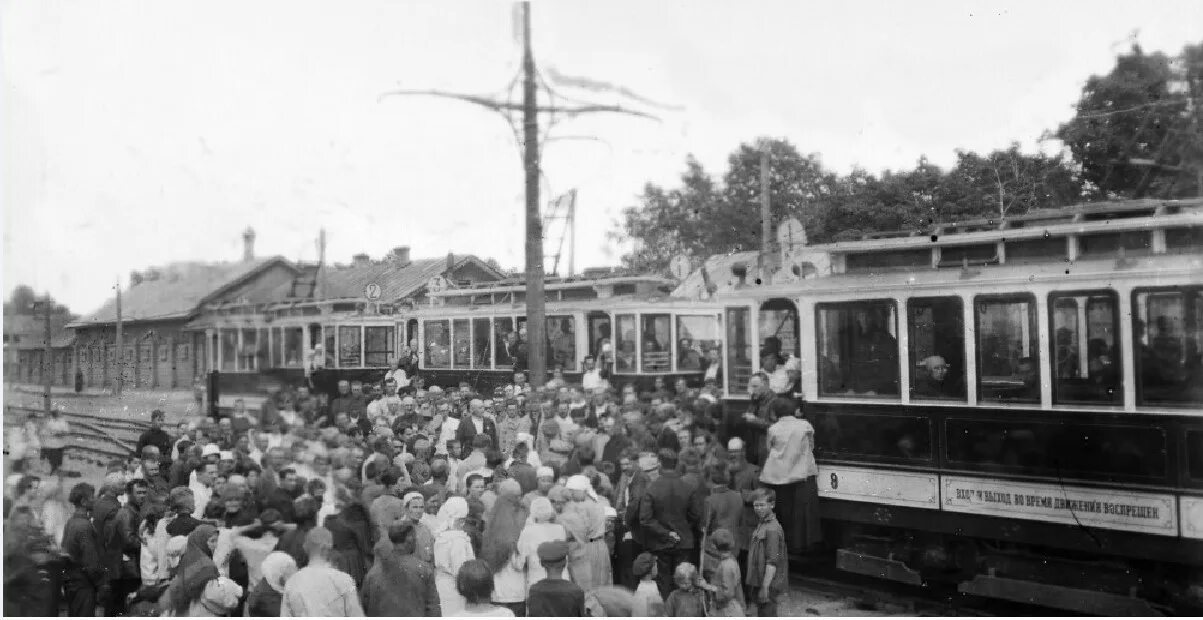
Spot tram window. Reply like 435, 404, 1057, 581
424, 320, 450, 368
221, 330, 236, 371
270, 327, 282, 367
547, 316, 577, 371
452, 319, 471, 369
975, 295, 1040, 403
284, 327, 304, 367
759, 299, 800, 361
615, 314, 637, 373
472, 318, 491, 369
1188, 429, 1203, 482
676, 315, 720, 371
494, 317, 515, 368
1050, 292, 1121, 404
588, 314, 612, 366
811, 411, 931, 463
324, 330, 336, 368
364, 326, 395, 368
817, 300, 900, 397
241, 329, 260, 371
1133, 287, 1203, 406
337, 326, 361, 368
726, 307, 753, 394
641, 314, 672, 372
908, 297, 966, 401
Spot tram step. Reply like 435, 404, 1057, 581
958, 572, 1161, 616
836, 549, 923, 586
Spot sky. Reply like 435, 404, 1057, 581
3, 0, 1201, 315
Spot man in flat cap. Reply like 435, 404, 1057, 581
526, 540, 585, 617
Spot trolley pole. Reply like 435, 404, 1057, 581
522, 1, 547, 386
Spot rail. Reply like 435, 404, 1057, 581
4, 405, 147, 468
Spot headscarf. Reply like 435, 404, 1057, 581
527, 497, 556, 525
166, 524, 219, 615
433, 496, 468, 535
198, 577, 244, 615
565, 474, 600, 502
259, 552, 297, 594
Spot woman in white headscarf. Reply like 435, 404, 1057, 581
559, 474, 612, 589
433, 496, 474, 617
246, 552, 297, 617
515, 497, 568, 594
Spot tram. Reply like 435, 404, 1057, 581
690, 198, 1203, 614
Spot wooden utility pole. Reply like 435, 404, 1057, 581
759, 141, 773, 285
522, 1, 547, 386
42, 294, 52, 414
115, 279, 123, 396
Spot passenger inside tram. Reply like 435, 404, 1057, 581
912, 355, 961, 398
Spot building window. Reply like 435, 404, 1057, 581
473, 318, 492, 369
338, 326, 362, 368
640, 314, 672, 372
975, 295, 1040, 404
1133, 287, 1203, 406
547, 316, 576, 371
425, 320, 450, 368
908, 297, 966, 401
726, 307, 753, 393
452, 319, 471, 369
817, 300, 900, 397
676, 315, 720, 371
177, 344, 190, 362
1051, 292, 1121, 404
615, 314, 637, 373
364, 326, 395, 368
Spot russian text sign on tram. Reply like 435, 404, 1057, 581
941, 476, 1177, 536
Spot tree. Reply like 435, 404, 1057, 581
609, 156, 721, 273
6, 285, 38, 314
1055, 43, 1203, 199
948, 144, 1082, 219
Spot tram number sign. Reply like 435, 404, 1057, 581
830, 472, 839, 490
364, 283, 382, 301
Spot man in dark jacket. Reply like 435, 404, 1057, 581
63, 483, 106, 617
135, 410, 173, 469
639, 449, 703, 598
455, 399, 499, 460
616, 451, 655, 589
106, 479, 148, 616
91, 473, 124, 614
360, 522, 440, 616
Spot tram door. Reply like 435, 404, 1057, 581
587, 312, 613, 368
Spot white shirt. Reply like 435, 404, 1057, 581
760, 416, 818, 484
190, 482, 213, 519
367, 395, 402, 421
582, 369, 604, 390
387, 368, 410, 388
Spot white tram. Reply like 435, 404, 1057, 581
686, 198, 1203, 614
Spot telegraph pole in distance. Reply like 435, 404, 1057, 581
521, 2, 547, 386
379, 1, 659, 386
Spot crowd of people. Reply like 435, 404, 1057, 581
4, 350, 821, 617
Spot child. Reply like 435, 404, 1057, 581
631, 552, 665, 617
664, 562, 707, 617
702, 467, 743, 578
746, 488, 788, 617
709, 529, 745, 616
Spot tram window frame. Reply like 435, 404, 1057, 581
815, 299, 901, 398
726, 307, 753, 394
1132, 285, 1203, 407
337, 326, 362, 368
907, 296, 967, 402
640, 313, 673, 373
364, 325, 395, 368
241, 329, 260, 371
675, 314, 721, 372
614, 314, 638, 374
424, 319, 451, 369
547, 315, 577, 371
220, 330, 236, 372
1048, 290, 1122, 405
472, 317, 492, 369
974, 294, 1041, 404
494, 316, 516, 369
451, 319, 471, 369
283, 327, 304, 368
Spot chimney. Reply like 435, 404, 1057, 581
352, 253, 371, 267
129, 271, 143, 287
242, 227, 256, 262
446, 252, 455, 274
392, 246, 411, 267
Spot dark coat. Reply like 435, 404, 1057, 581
454, 416, 499, 459
639, 470, 704, 551
360, 552, 440, 617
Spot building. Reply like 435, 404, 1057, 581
3, 313, 76, 386
67, 229, 302, 390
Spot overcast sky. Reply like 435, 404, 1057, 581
3, 0, 1201, 315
